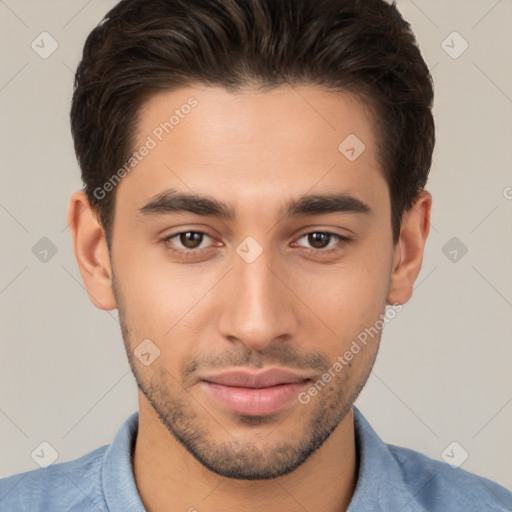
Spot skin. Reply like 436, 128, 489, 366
68, 84, 431, 512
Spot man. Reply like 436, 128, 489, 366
1, 0, 511, 510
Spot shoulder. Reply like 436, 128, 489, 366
351, 407, 512, 511
388, 443, 512, 511
0, 445, 109, 512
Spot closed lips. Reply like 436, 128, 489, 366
201, 369, 314, 388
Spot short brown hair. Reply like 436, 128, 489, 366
70, 0, 435, 248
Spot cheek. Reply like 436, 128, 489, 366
295, 251, 391, 339
115, 253, 221, 353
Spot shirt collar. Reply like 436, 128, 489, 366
349, 406, 418, 511
100, 407, 416, 511
102, 411, 146, 512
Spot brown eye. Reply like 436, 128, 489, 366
293, 231, 352, 256
178, 231, 204, 249
163, 231, 214, 255
307, 232, 332, 249
296, 232, 339, 250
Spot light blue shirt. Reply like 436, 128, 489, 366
1, 406, 511, 511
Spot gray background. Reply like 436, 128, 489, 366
1, 0, 511, 492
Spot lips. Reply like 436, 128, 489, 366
200, 368, 313, 416
202, 368, 312, 388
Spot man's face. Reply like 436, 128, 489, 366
109, 85, 397, 479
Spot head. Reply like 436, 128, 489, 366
68, 0, 434, 480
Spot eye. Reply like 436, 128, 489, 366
292, 231, 351, 254
163, 231, 214, 255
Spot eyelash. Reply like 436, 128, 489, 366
161, 230, 352, 258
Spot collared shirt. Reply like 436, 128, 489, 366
1, 406, 511, 511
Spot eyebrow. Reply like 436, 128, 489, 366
138, 188, 372, 220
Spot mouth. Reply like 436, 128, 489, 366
200, 368, 314, 416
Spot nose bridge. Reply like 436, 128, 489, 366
219, 237, 295, 350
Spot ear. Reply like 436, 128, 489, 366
386, 190, 432, 305
67, 190, 117, 310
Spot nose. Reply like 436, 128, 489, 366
218, 240, 298, 352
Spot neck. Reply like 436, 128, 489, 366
133, 391, 358, 512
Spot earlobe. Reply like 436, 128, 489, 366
67, 190, 117, 311
386, 190, 432, 306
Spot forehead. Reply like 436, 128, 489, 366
136, 84, 378, 158
116, 84, 387, 219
